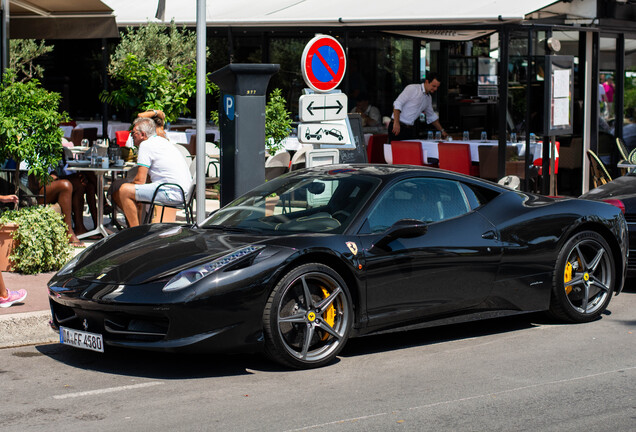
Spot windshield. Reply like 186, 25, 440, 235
202, 170, 380, 234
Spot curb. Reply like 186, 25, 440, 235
0, 310, 58, 348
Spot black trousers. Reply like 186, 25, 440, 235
387, 120, 417, 143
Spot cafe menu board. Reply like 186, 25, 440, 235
543, 55, 574, 136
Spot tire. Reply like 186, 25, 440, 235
263, 263, 353, 369
548, 231, 615, 323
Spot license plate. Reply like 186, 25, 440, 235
60, 326, 104, 353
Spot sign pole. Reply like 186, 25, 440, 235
195, 0, 206, 223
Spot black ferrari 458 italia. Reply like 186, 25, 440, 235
49, 165, 628, 368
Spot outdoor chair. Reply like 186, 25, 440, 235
115, 130, 130, 147
70, 128, 84, 147
438, 143, 479, 176
290, 145, 312, 171
205, 142, 220, 177
477, 145, 498, 181
616, 137, 629, 163
616, 137, 630, 175
141, 182, 195, 225
265, 151, 291, 180
587, 149, 612, 188
367, 134, 388, 163
83, 127, 98, 144
391, 141, 425, 165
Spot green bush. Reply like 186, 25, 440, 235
0, 205, 73, 274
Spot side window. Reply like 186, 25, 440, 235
365, 178, 471, 233
459, 182, 501, 209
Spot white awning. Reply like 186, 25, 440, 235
103, 0, 593, 28
7, 0, 119, 39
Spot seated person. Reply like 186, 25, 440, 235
350, 94, 381, 128
29, 172, 84, 247
57, 148, 98, 235
137, 109, 167, 138
113, 118, 192, 227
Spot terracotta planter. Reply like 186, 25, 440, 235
0, 223, 18, 272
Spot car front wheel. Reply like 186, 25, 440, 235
549, 231, 614, 322
263, 263, 352, 369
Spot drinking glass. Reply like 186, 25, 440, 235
480, 131, 488, 142
435, 131, 442, 141
81, 138, 89, 147
95, 139, 103, 147
463, 131, 469, 141
510, 132, 517, 143
427, 131, 434, 141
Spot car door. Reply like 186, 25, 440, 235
358, 177, 502, 328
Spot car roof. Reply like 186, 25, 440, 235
289, 164, 506, 189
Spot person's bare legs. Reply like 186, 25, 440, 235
113, 182, 140, 227
67, 174, 88, 234
0, 272, 8, 298
40, 179, 82, 244
83, 172, 98, 228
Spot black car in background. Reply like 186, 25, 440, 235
49, 165, 628, 369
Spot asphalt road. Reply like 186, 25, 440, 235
2, 284, 635, 432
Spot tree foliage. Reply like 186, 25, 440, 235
265, 88, 293, 154
210, 88, 292, 155
9, 39, 53, 83
101, 21, 216, 122
0, 71, 67, 200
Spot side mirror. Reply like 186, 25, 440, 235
372, 219, 428, 251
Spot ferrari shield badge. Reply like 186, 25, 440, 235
346, 241, 358, 256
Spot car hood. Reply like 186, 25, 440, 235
62, 224, 275, 285
581, 175, 636, 201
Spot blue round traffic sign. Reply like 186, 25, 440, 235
301, 35, 346, 92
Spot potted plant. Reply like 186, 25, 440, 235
0, 71, 72, 273
0, 205, 72, 274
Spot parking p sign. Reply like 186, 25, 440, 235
301, 35, 346, 93
224, 94, 235, 121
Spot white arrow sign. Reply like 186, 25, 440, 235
298, 122, 350, 145
299, 93, 348, 122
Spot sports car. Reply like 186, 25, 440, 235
580, 170, 636, 275
49, 165, 628, 369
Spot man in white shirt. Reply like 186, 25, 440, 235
113, 117, 192, 227
389, 72, 448, 142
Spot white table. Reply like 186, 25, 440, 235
67, 163, 134, 239
165, 131, 188, 144
165, 127, 219, 146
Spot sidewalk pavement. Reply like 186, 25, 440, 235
0, 271, 59, 348
0, 198, 220, 349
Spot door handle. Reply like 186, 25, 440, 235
481, 230, 497, 240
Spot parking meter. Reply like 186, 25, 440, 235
210, 63, 280, 206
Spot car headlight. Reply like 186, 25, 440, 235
163, 245, 265, 292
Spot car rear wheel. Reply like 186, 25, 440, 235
549, 231, 614, 322
263, 263, 352, 369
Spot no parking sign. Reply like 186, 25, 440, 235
301, 35, 346, 93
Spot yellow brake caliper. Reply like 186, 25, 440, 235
321, 287, 336, 340
564, 261, 574, 295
